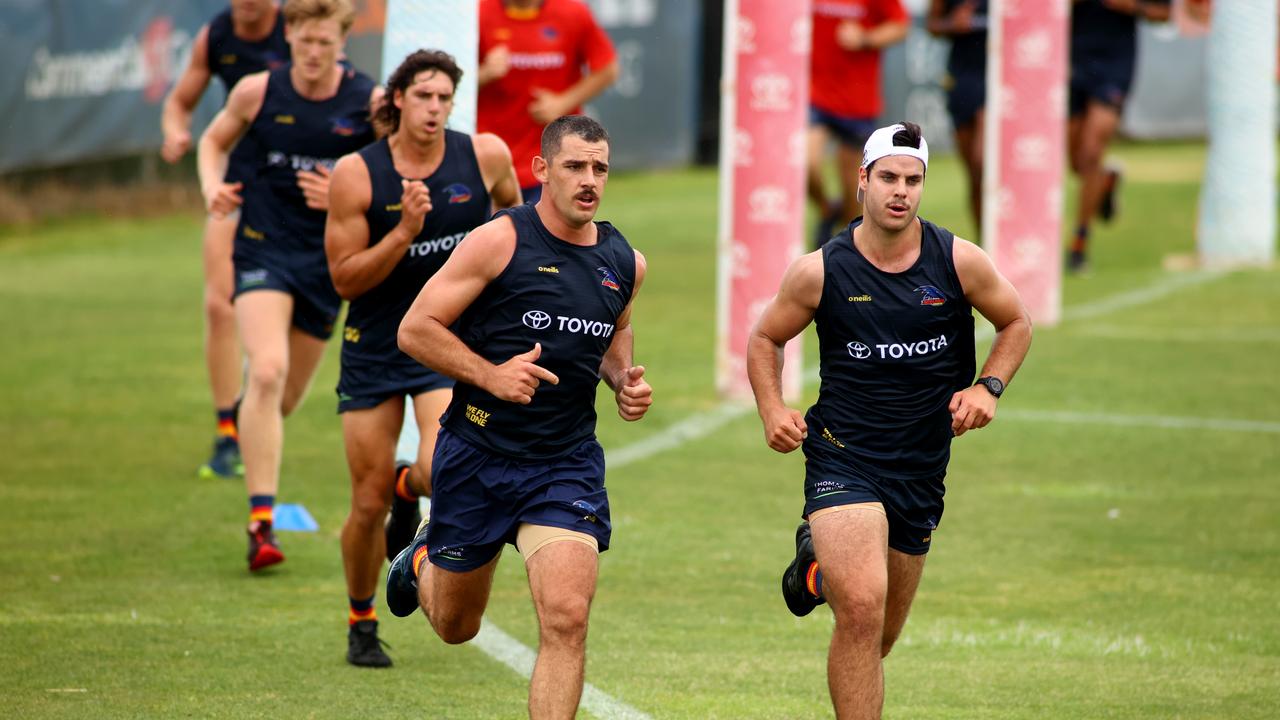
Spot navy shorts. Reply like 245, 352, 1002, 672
944, 69, 986, 130
1069, 50, 1135, 116
425, 427, 611, 572
801, 431, 946, 556
231, 257, 340, 340
336, 357, 453, 413
809, 106, 878, 149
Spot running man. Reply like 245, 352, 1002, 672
927, 0, 987, 235
1067, 0, 1170, 273
748, 123, 1032, 718
478, 0, 618, 204
324, 49, 521, 667
808, 0, 910, 247
197, 0, 380, 571
161, 0, 287, 480
387, 115, 652, 718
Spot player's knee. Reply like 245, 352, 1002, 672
247, 358, 287, 395
830, 589, 886, 636
537, 594, 591, 646
348, 481, 391, 522
203, 290, 235, 327
432, 612, 482, 645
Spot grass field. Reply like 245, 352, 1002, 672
2, 141, 1278, 719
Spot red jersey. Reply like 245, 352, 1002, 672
809, 0, 909, 119
478, 0, 616, 188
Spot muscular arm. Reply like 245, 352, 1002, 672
866, 19, 910, 49
948, 238, 1033, 436
473, 132, 522, 210
747, 251, 823, 453
324, 153, 415, 300
196, 71, 265, 215
598, 252, 652, 421
528, 60, 620, 124
161, 25, 212, 163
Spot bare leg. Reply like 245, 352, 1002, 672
418, 554, 501, 644
954, 109, 985, 234
525, 539, 598, 720
234, 291, 293, 499
811, 508, 889, 719
409, 388, 452, 497
280, 327, 328, 417
807, 124, 833, 210
835, 143, 864, 225
881, 550, 926, 658
340, 398, 404, 602
1072, 101, 1121, 232
202, 214, 242, 411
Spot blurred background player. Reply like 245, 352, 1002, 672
197, 0, 380, 572
927, 0, 987, 236
808, 0, 910, 247
324, 49, 520, 667
388, 115, 652, 718
160, 0, 287, 480
477, 0, 618, 204
1067, 0, 1171, 273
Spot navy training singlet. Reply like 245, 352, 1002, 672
236, 64, 377, 274
206, 8, 288, 94
441, 204, 636, 460
206, 8, 287, 185
342, 132, 491, 370
943, 0, 987, 76
808, 218, 976, 479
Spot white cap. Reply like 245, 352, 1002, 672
857, 123, 929, 203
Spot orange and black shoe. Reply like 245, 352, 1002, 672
386, 517, 429, 617
346, 620, 393, 668
385, 462, 421, 562
1099, 163, 1123, 223
247, 519, 285, 571
781, 521, 824, 617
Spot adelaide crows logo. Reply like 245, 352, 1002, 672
443, 183, 472, 204
597, 266, 621, 291
914, 285, 946, 306
330, 117, 356, 136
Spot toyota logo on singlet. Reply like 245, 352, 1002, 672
847, 341, 871, 359
522, 310, 551, 330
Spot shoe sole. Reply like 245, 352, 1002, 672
197, 464, 239, 481
346, 653, 393, 668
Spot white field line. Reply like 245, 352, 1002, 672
465, 269, 1240, 715
1000, 408, 1280, 434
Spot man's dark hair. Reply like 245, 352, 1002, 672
373, 49, 464, 133
866, 121, 926, 173
540, 115, 610, 161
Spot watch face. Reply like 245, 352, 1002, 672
986, 378, 1004, 395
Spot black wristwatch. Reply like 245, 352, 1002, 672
975, 376, 1005, 398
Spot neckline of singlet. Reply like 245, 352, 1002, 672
521, 204, 605, 252
276, 64, 349, 105
840, 218, 930, 278
383, 134, 452, 184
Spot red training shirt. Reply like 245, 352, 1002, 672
809, 0, 909, 120
478, 0, 616, 188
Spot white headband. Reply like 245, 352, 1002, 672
857, 124, 928, 203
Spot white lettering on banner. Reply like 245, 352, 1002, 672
732, 242, 752, 279
1013, 134, 1050, 170
788, 130, 806, 167
790, 16, 811, 55
409, 231, 467, 258
735, 129, 754, 167
737, 18, 757, 55
1014, 236, 1045, 271
748, 185, 789, 223
508, 52, 566, 70
1015, 31, 1051, 69
266, 152, 337, 173
873, 335, 950, 360
589, 0, 657, 28
750, 73, 792, 111
555, 316, 615, 338
613, 41, 644, 98
25, 25, 191, 101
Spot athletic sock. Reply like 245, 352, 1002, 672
394, 465, 416, 502
249, 495, 275, 525
412, 543, 430, 581
1071, 225, 1089, 254
805, 562, 824, 600
349, 595, 377, 625
216, 407, 238, 441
